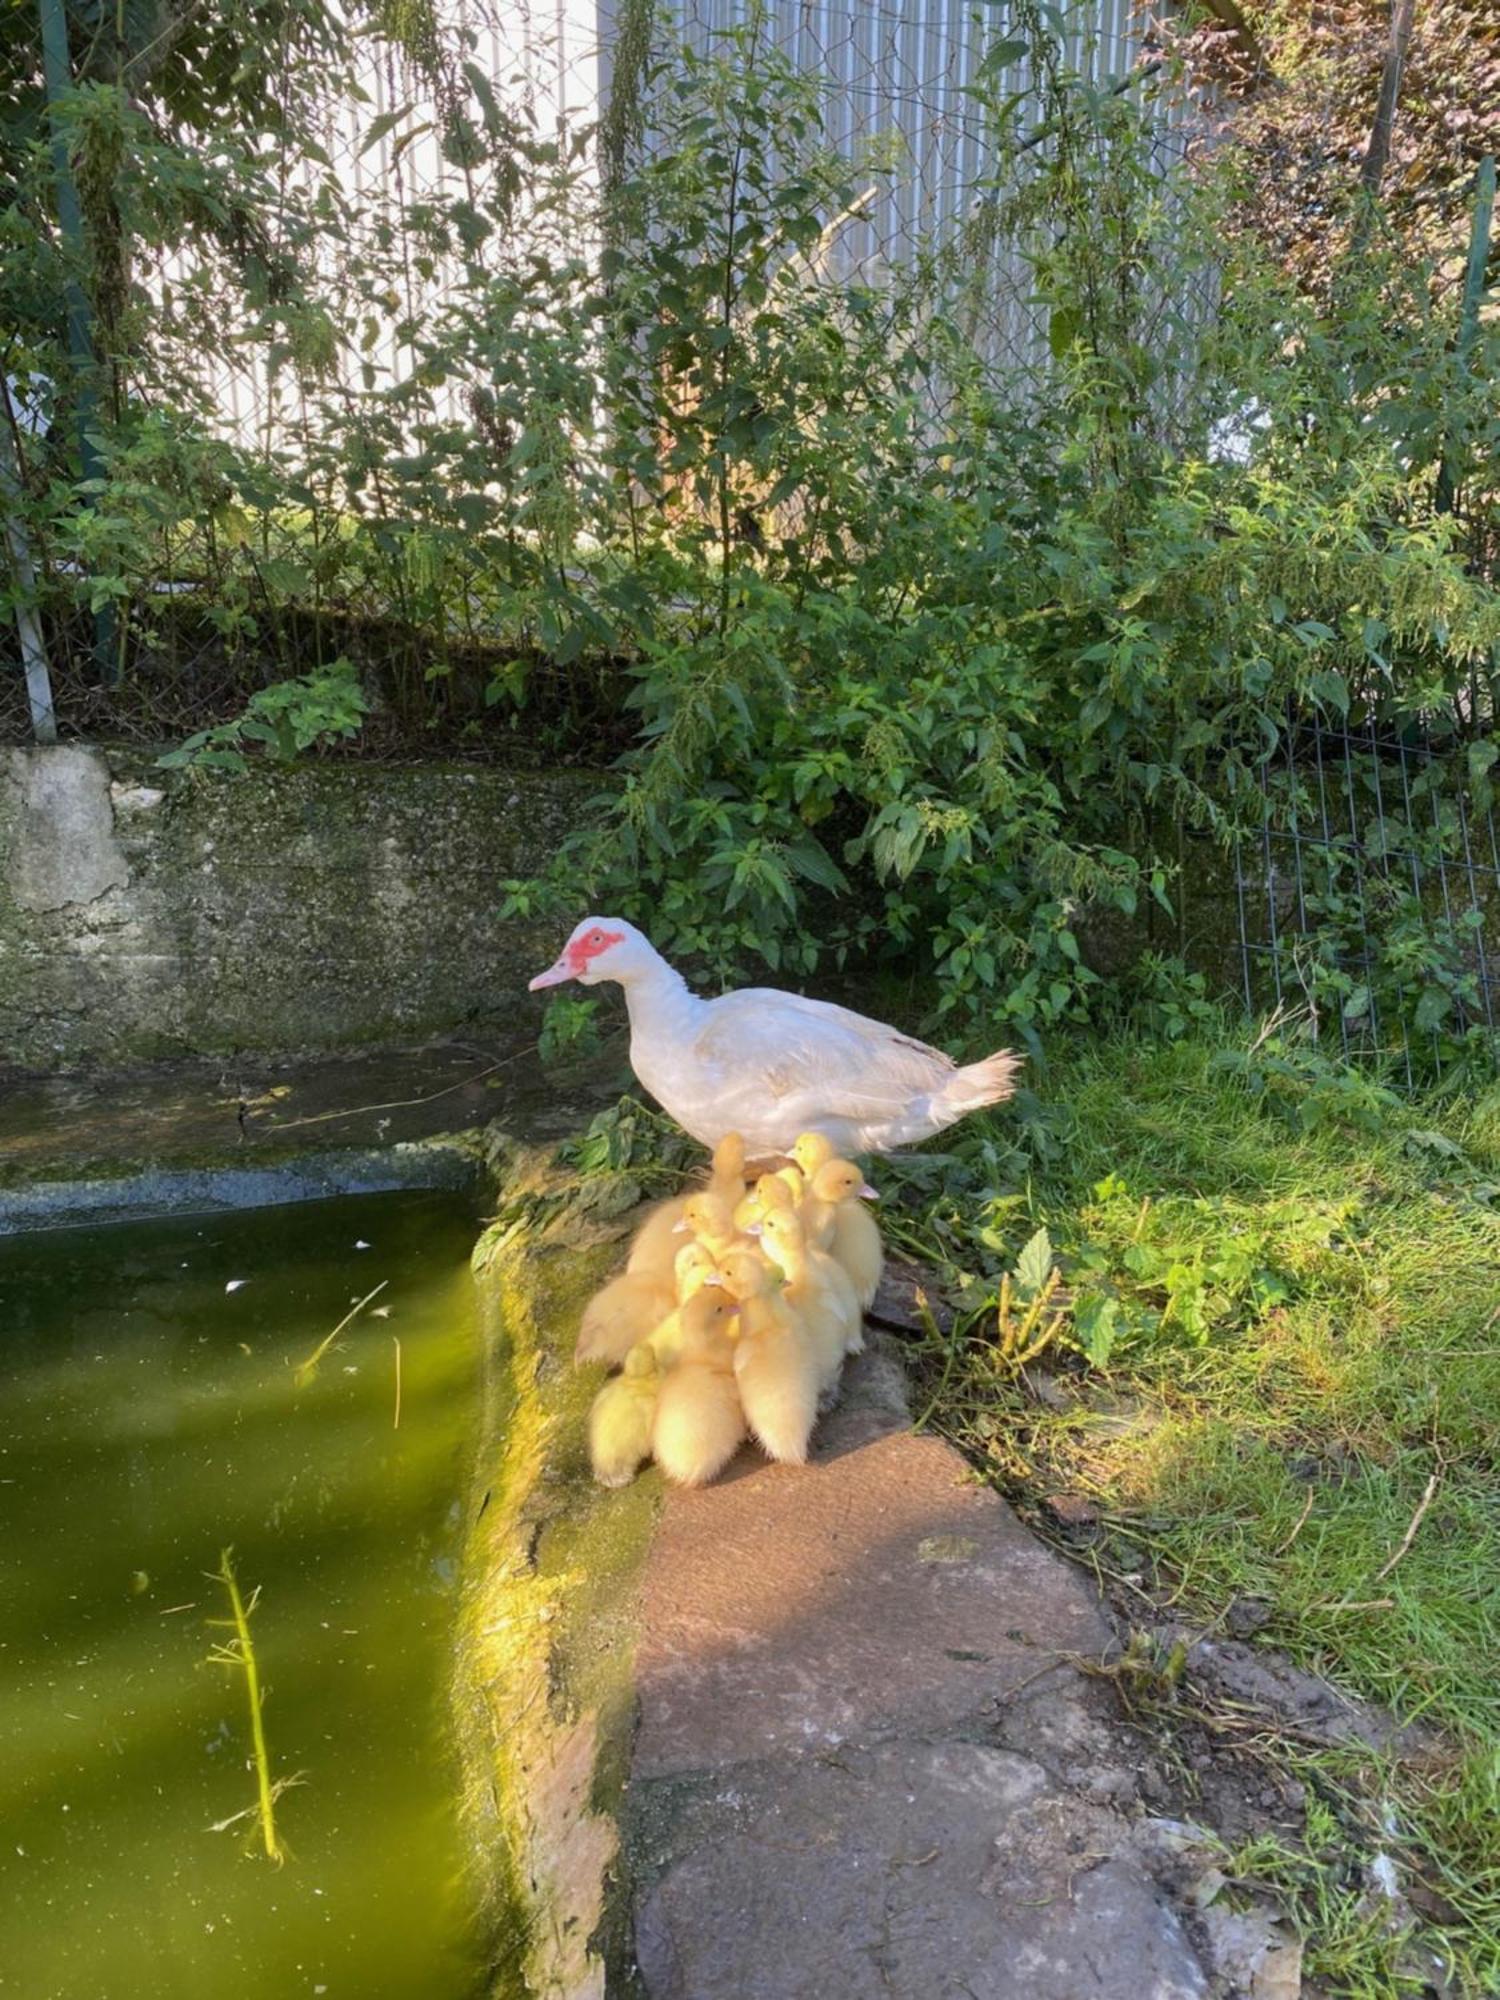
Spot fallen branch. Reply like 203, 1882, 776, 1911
206, 1550, 285, 1863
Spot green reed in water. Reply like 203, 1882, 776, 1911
292, 1280, 388, 1388
206, 1549, 291, 1864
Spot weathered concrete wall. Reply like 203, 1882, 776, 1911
0, 746, 595, 1069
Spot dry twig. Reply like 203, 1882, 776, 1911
1273, 1486, 1316, 1556
1372, 1464, 1442, 1585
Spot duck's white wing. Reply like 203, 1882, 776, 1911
690, 987, 953, 1127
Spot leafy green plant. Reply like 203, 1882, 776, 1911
157, 659, 368, 772
993, 1227, 1070, 1370
537, 994, 602, 1067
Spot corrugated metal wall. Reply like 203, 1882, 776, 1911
197, 0, 603, 443
196, 0, 1165, 443
648, 0, 1150, 278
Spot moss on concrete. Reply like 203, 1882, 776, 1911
454, 1142, 660, 2000
0, 746, 598, 1067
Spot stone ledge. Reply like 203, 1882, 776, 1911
456, 1155, 663, 2000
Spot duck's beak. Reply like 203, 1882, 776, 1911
528, 957, 572, 991
860, 1184, 880, 1201
702, 1271, 725, 1287
672, 1219, 690, 1234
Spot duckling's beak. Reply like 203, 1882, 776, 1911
528, 956, 572, 991
672, 1219, 690, 1233
745, 1222, 763, 1238
702, 1271, 724, 1287
860, 1184, 880, 1200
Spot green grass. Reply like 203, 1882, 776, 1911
887, 1024, 1500, 1997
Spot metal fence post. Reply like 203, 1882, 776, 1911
36, 0, 118, 688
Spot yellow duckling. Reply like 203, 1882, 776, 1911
625, 1133, 748, 1277
676, 1190, 742, 1260
587, 1343, 660, 1488
645, 1240, 718, 1368
650, 1290, 747, 1487
713, 1246, 820, 1466
575, 1264, 676, 1368
804, 1158, 884, 1311
732, 1171, 796, 1234
756, 1205, 861, 1387
790, 1131, 837, 1180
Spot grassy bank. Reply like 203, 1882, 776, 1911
885, 1025, 1499, 1995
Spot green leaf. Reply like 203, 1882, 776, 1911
1048, 305, 1081, 360
260, 558, 311, 597
1013, 1226, 1053, 1299
1414, 986, 1452, 1033
361, 106, 412, 156
784, 836, 849, 895
1073, 1294, 1120, 1369
1308, 670, 1348, 716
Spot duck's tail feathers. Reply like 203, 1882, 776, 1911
934, 1048, 1022, 1121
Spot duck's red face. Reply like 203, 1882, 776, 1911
528, 920, 627, 990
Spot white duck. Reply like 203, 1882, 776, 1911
529, 917, 1020, 1157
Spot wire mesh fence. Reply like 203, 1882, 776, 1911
1237, 710, 1500, 1082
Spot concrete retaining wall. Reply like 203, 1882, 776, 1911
0, 746, 595, 1069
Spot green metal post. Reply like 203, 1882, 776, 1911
36, 0, 118, 684
1436, 154, 1495, 517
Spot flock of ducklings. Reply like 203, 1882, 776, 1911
578, 1130, 883, 1489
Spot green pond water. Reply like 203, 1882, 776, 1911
0, 1190, 492, 2000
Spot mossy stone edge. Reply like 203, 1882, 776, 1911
456, 1138, 658, 2000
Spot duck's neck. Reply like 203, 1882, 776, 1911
619, 951, 701, 1043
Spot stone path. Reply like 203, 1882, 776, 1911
620, 1341, 1299, 2000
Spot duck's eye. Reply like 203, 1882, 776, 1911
590, 930, 604, 944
